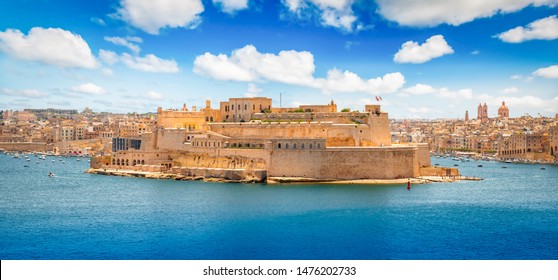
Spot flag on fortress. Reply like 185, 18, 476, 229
375, 96, 383, 102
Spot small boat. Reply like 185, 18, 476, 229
454, 163, 459, 166
434, 163, 440, 166
76, 158, 81, 161
24, 165, 29, 167
541, 167, 546, 170
48, 172, 55, 177
478, 165, 483, 167
501, 166, 507, 168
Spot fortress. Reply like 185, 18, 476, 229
90, 97, 451, 183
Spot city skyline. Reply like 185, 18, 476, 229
1, 0, 557, 118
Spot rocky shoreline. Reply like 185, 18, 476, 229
86, 168, 481, 185
85, 168, 264, 183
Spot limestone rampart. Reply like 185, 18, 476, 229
171, 149, 268, 170
208, 122, 370, 147
268, 146, 419, 180
252, 112, 370, 124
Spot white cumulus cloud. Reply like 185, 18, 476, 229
0, 27, 97, 68
402, 83, 436, 95
394, 35, 454, 64
376, 0, 558, 27
213, 0, 249, 14
194, 45, 315, 85
146, 91, 164, 100
501, 87, 519, 94
245, 83, 263, 97
478, 94, 558, 114
99, 49, 120, 65
193, 44, 405, 94
496, 15, 558, 43
99, 49, 179, 73
0, 88, 48, 98
104, 36, 141, 54
117, 0, 204, 34
121, 53, 179, 73
70, 83, 107, 95
533, 65, 558, 79
401, 84, 473, 100
282, 0, 358, 32
315, 70, 405, 94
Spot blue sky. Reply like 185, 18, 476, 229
1, 0, 557, 118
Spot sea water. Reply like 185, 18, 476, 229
0, 153, 557, 259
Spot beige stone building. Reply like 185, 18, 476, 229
498, 132, 549, 160
220, 97, 272, 122
157, 103, 210, 130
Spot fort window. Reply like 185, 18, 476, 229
301, 143, 305, 149
293, 144, 296, 149
278, 143, 281, 149
285, 143, 289, 149
317, 143, 321, 148
309, 144, 313, 149
210, 117, 213, 122
238, 105, 240, 110
206, 117, 209, 121
245, 104, 247, 110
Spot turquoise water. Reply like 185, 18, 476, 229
0, 153, 557, 259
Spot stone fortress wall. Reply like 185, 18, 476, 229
96, 97, 435, 182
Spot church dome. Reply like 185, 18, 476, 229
499, 101, 508, 110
